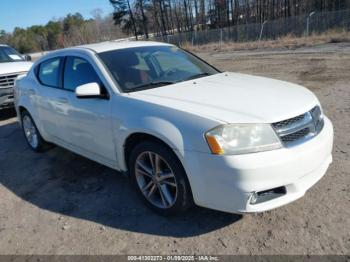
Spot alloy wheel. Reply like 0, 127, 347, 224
22, 115, 39, 149
135, 151, 178, 209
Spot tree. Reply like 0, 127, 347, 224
199, 0, 206, 28
110, 0, 138, 39
63, 13, 85, 32
46, 21, 63, 50
135, 0, 149, 38
159, 0, 168, 34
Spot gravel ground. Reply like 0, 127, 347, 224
0, 43, 349, 255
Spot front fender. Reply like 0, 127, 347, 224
111, 94, 223, 171
116, 116, 186, 171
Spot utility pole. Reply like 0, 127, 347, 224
258, 20, 268, 49
306, 11, 316, 38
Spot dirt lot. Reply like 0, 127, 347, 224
0, 43, 349, 255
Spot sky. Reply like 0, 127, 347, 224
0, 0, 113, 32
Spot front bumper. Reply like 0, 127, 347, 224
0, 88, 14, 107
183, 116, 334, 213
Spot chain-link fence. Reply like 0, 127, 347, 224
151, 9, 350, 46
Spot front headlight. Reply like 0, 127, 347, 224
205, 124, 282, 155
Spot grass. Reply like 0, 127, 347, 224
183, 29, 350, 52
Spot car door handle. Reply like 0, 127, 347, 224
57, 97, 69, 104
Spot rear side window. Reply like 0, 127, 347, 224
63, 57, 101, 91
38, 58, 62, 88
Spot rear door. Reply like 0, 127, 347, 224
36, 57, 68, 141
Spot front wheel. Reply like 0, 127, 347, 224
129, 141, 193, 215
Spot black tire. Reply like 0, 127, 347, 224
129, 140, 194, 215
21, 110, 52, 152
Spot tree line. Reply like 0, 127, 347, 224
111, 0, 350, 39
1, 0, 349, 53
0, 11, 126, 53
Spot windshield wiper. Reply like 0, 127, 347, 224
185, 72, 211, 81
130, 81, 176, 91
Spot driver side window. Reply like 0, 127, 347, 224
153, 51, 201, 74
63, 57, 101, 91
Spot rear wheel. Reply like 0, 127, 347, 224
21, 111, 52, 152
129, 141, 193, 215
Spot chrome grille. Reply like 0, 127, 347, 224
272, 106, 324, 146
279, 128, 310, 143
0, 74, 19, 89
272, 114, 304, 129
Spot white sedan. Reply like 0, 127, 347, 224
15, 41, 333, 215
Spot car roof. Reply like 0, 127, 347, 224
77, 40, 172, 53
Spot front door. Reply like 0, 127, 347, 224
61, 56, 116, 166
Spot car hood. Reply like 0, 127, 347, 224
0, 61, 33, 76
129, 72, 319, 124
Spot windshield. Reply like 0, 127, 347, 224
0, 46, 25, 63
98, 45, 219, 92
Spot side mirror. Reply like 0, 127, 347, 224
76, 82, 105, 99
24, 55, 32, 61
